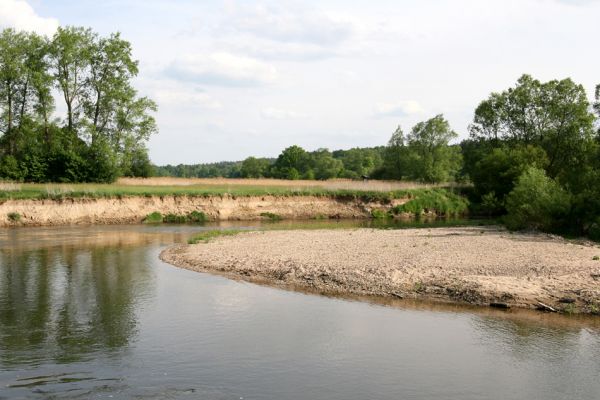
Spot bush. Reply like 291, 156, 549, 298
392, 189, 469, 217
163, 213, 186, 223
504, 167, 571, 231
187, 210, 208, 223
143, 211, 163, 223
7, 212, 21, 222
371, 209, 391, 219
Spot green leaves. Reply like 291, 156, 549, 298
0, 26, 157, 183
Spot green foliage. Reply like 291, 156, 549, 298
504, 167, 571, 231
271, 145, 309, 179
163, 213, 186, 223
371, 209, 391, 219
479, 192, 504, 216
7, 212, 20, 222
0, 26, 156, 183
471, 145, 549, 201
392, 189, 469, 217
187, 210, 207, 223
470, 74, 595, 181
143, 211, 162, 223
240, 156, 271, 178
187, 229, 243, 244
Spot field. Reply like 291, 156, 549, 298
0, 177, 453, 201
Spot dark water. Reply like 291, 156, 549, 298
0, 222, 599, 400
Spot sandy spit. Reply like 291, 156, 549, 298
0, 195, 404, 227
160, 227, 600, 314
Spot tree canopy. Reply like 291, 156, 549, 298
0, 27, 156, 182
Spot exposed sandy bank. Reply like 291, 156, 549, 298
160, 227, 600, 314
0, 195, 404, 227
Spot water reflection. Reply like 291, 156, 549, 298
0, 223, 598, 400
0, 242, 153, 367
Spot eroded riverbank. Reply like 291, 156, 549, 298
0, 194, 407, 227
161, 227, 600, 314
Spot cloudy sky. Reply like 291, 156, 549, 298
1, 0, 599, 164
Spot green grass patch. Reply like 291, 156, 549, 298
188, 229, 244, 244
187, 210, 208, 223
163, 213, 187, 223
371, 209, 391, 219
143, 211, 163, 223
260, 212, 282, 221
0, 182, 461, 203
392, 189, 469, 217
7, 212, 21, 222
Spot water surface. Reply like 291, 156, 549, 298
1, 223, 599, 399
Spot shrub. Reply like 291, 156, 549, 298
163, 213, 186, 223
504, 167, 571, 231
392, 189, 469, 217
479, 191, 504, 216
187, 210, 208, 223
143, 211, 163, 223
7, 212, 21, 222
371, 209, 391, 219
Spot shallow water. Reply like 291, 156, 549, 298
0, 223, 599, 399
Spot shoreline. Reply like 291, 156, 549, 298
0, 194, 408, 227
160, 227, 600, 315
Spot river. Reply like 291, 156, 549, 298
1, 223, 599, 399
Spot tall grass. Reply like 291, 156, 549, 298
187, 229, 244, 244
392, 189, 469, 217
0, 181, 462, 202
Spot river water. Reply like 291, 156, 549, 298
0, 223, 599, 399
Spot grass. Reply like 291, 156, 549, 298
143, 211, 163, 223
144, 210, 209, 224
7, 212, 21, 222
187, 229, 244, 244
0, 179, 463, 203
371, 209, 391, 219
392, 189, 469, 217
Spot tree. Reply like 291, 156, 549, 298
240, 156, 270, 178
50, 26, 94, 132
505, 166, 571, 231
335, 147, 383, 179
470, 74, 596, 180
309, 149, 343, 180
471, 144, 549, 201
0, 26, 157, 183
381, 125, 410, 179
405, 114, 461, 182
271, 145, 309, 179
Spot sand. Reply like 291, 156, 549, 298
0, 195, 404, 227
160, 227, 600, 314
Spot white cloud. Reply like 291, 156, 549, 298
223, 3, 355, 45
138, 77, 222, 110
167, 52, 278, 87
373, 101, 425, 118
0, 0, 58, 36
261, 107, 306, 120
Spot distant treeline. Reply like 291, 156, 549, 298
156, 74, 600, 240
0, 27, 156, 183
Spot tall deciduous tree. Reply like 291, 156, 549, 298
405, 114, 461, 183
50, 26, 94, 132
470, 74, 596, 180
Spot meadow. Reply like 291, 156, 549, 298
0, 177, 452, 201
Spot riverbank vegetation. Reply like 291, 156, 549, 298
0, 27, 156, 183
1, 24, 599, 238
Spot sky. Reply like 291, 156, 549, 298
1, 0, 599, 165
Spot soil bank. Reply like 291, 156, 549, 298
0, 195, 406, 227
160, 227, 600, 314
